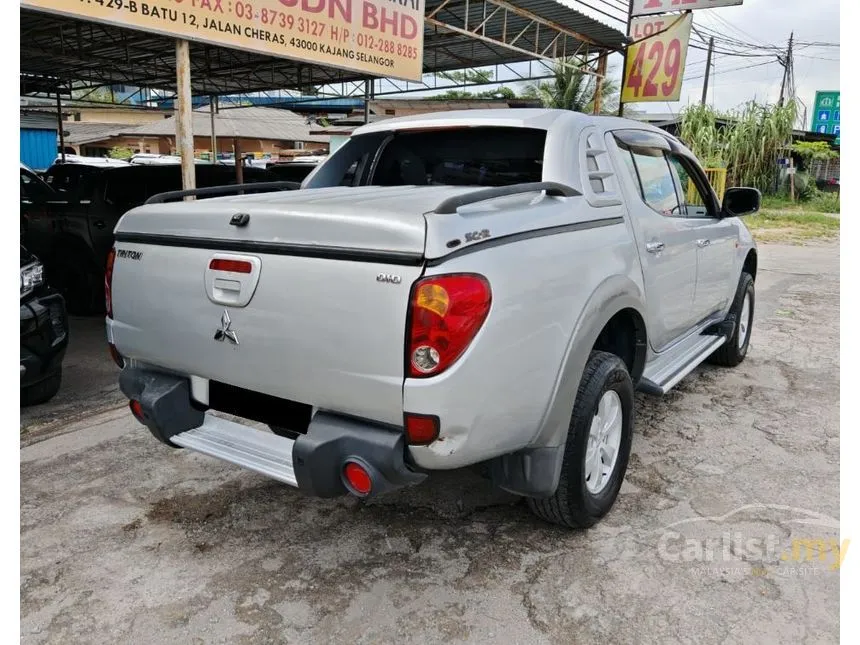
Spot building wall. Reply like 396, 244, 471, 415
21, 128, 58, 170
67, 107, 170, 125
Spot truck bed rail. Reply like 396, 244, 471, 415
145, 181, 301, 205
433, 182, 581, 215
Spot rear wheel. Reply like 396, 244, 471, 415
527, 351, 634, 528
708, 272, 755, 367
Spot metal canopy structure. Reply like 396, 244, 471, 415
21, 1, 625, 98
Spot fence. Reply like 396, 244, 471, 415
687, 168, 727, 205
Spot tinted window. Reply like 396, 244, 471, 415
667, 156, 713, 218
21, 169, 56, 201
103, 170, 149, 213
626, 150, 681, 217
268, 164, 317, 182
371, 128, 545, 187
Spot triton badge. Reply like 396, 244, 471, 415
213, 309, 239, 346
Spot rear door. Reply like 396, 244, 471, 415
610, 132, 700, 351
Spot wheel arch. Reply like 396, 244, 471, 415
488, 276, 647, 498
530, 274, 647, 451
743, 248, 758, 280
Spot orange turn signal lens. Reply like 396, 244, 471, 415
415, 283, 449, 318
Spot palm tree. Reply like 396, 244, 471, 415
522, 56, 621, 115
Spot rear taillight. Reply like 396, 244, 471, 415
406, 274, 491, 378
105, 247, 116, 319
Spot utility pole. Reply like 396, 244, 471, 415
701, 37, 714, 105
778, 32, 794, 107
617, 0, 633, 117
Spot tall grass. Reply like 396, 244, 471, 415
679, 100, 797, 193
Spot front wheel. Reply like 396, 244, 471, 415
527, 351, 634, 529
708, 272, 755, 367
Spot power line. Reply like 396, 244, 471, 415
685, 59, 779, 82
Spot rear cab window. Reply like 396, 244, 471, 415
306, 127, 546, 188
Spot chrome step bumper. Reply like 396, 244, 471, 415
172, 415, 297, 486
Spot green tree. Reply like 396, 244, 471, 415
521, 56, 620, 114
791, 141, 838, 164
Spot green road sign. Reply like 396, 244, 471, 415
811, 91, 840, 145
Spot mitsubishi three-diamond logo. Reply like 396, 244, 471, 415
213, 309, 239, 346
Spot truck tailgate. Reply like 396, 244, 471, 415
107, 186, 475, 426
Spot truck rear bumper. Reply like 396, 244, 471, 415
119, 367, 426, 497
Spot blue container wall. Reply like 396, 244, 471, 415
20, 128, 57, 171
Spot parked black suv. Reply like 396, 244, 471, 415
20, 246, 69, 406
22, 163, 281, 314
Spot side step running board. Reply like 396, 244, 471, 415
638, 335, 726, 396
172, 414, 297, 486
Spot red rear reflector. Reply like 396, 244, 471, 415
209, 259, 253, 274
129, 400, 144, 422
407, 274, 491, 378
105, 247, 116, 319
343, 462, 372, 495
404, 413, 440, 445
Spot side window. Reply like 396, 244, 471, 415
667, 156, 715, 218
627, 149, 682, 217
21, 169, 54, 202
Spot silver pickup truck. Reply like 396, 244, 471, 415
107, 109, 759, 528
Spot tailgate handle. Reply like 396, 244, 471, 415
230, 213, 250, 227
205, 253, 262, 308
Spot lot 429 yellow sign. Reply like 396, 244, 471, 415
622, 13, 692, 103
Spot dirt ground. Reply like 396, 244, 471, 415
20, 240, 840, 645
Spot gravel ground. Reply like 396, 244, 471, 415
20, 240, 840, 644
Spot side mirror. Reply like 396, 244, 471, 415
721, 187, 761, 218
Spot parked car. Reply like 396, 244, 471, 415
22, 163, 282, 314
108, 109, 760, 528
265, 160, 321, 183
52, 153, 129, 167
21, 245, 69, 406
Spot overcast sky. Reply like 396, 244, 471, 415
568, 0, 840, 125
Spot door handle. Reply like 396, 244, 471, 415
696, 238, 711, 248
93, 220, 106, 230
646, 241, 665, 254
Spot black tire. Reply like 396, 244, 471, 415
708, 272, 755, 367
527, 351, 634, 529
21, 369, 62, 407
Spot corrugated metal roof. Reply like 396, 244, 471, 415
20, 111, 58, 131
64, 122, 133, 146
121, 107, 329, 143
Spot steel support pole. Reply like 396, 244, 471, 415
175, 39, 196, 197
56, 91, 66, 162
592, 53, 607, 115
210, 95, 218, 164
